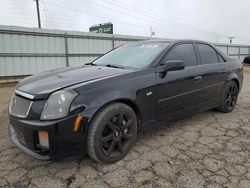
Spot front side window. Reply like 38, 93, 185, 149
166, 43, 197, 67
197, 43, 219, 64
93, 43, 169, 69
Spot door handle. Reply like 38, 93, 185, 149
193, 76, 203, 82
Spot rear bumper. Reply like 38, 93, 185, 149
9, 113, 89, 160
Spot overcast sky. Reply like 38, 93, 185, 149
0, 0, 249, 44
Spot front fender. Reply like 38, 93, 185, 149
69, 68, 156, 130
227, 72, 238, 81
89, 90, 136, 110
227, 71, 242, 91
72, 88, 136, 112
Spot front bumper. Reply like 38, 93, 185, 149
9, 113, 89, 160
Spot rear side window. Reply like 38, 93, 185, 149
166, 43, 197, 67
197, 44, 219, 64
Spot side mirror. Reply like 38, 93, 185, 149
157, 60, 185, 78
164, 60, 185, 72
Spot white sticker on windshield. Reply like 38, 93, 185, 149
139, 44, 159, 48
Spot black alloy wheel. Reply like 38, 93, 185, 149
87, 103, 137, 164
217, 81, 239, 113
225, 83, 238, 109
101, 112, 134, 157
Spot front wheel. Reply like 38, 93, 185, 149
217, 81, 239, 113
87, 103, 138, 164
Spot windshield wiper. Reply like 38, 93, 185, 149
86, 62, 124, 69
105, 64, 124, 69
85, 62, 97, 66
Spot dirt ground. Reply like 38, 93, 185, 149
0, 68, 250, 188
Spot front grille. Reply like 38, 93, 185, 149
9, 94, 32, 118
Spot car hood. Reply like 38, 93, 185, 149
15, 65, 131, 99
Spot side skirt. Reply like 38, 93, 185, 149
139, 103, 218, 134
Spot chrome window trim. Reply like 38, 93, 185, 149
15, 90, 34, 100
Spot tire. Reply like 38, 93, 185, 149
217, 81, 239, 113
87, 103, 138, 164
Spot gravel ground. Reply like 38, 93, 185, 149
0, 69, 250, 188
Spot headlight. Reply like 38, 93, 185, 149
41, 89, 78, 120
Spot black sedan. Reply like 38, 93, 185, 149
8, 40, 243, 163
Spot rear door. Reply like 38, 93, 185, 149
156, 43, 204, 121
195, 43, 227, 108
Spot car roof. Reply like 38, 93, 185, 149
137, 39, 211, 45
135, 39, 230, 61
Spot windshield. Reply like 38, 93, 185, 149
92, 43, 169, 69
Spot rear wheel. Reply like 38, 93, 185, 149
87, 103, 138, 164
217, 81, 239, 113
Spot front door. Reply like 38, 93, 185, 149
156, 43, 203, 121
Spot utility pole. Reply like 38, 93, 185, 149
150, 26, 155, 38
227, 36, 235, 44
35, 0, 41, 28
